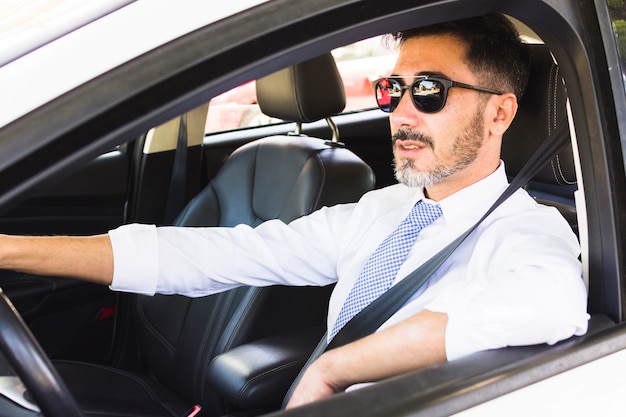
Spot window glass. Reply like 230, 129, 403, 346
332, 36, 397, 112
607, 0, 626, 93
205, 36, 397, 134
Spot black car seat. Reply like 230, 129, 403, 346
53, 53, 375, 417
501, 43, 578, 234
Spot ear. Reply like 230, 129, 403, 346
488, 93, 518, 136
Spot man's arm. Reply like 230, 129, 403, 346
285, 309, 448, 409
0, 234, 114, 285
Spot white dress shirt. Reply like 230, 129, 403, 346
109, 163, 589, 360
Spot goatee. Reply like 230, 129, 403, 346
392, 106, 485, 189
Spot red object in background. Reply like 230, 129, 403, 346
96, 305, 116, 321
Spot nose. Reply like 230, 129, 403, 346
390, 88, 422, 128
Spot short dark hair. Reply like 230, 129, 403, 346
391, 14, 530, 100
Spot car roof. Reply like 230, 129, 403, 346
0, 0, 269, 128
0, 0, 133, 66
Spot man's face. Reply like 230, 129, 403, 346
389, 34, 491, 194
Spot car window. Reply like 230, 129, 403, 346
608, 0, 626, 92
205, 36, 397, 134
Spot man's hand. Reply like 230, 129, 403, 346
286, 309, 448, 409
285, 355, 341, 409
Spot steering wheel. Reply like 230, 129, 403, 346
0, 289, 83, 416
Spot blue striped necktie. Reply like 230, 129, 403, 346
329, 200, 442, 340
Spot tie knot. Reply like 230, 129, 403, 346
408, 200, 442, 229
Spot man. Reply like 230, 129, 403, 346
0, 14, 588, 409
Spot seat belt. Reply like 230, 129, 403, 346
163, 113, 188, 225
282, 120, 570, 407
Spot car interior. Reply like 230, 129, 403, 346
52, 52, 376, 417
0, 14, 613, 417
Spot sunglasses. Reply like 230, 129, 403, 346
372, 76, 503, 113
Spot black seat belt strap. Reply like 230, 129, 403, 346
282, 120, 569, 407
163, 114, 188, 225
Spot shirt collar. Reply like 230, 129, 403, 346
424, 162, 509, 224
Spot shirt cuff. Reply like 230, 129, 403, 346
108, 223, 159, 295
443, 309, 507, 361
426, 300, 509, 361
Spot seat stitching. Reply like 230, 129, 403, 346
191, 292, 231, 399
547, 62, 562, 185
216, 289, 261, 353
54, 359, 161, 402
236, 359, 304, 404
278, 150, 326, 218
136, 297, 177, 353
311, 151, 326, 211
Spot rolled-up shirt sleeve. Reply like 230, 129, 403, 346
426, 210, 589, 361
108, 204, 356, 297
109, 223, 160, 295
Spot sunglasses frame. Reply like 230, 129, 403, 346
372, 76, 504, 114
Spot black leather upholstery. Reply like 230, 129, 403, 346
176, 135, 374, 227
503, 45, 575, 184
206, 329, 323, 410
54, 54, 375, 417
501, 44, 578, 231
257, 53, 346, 123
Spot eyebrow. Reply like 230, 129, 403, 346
390, 71, 452, 80
419, 71, 449, 79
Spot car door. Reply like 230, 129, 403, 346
0, 97, 211, 364
0, 146, 129, 364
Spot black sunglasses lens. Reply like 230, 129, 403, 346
374, 78, 401, 113
374, 78, 446, 113
411, 79, 445, 113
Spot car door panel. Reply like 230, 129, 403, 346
0, 148, 129, 364
0, 271, 117, 363
0, 148, 128, 235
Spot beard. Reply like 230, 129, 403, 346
393, 106, 485, 189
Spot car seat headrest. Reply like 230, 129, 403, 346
502, 43, 576, 186
256, 53, 346, 123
